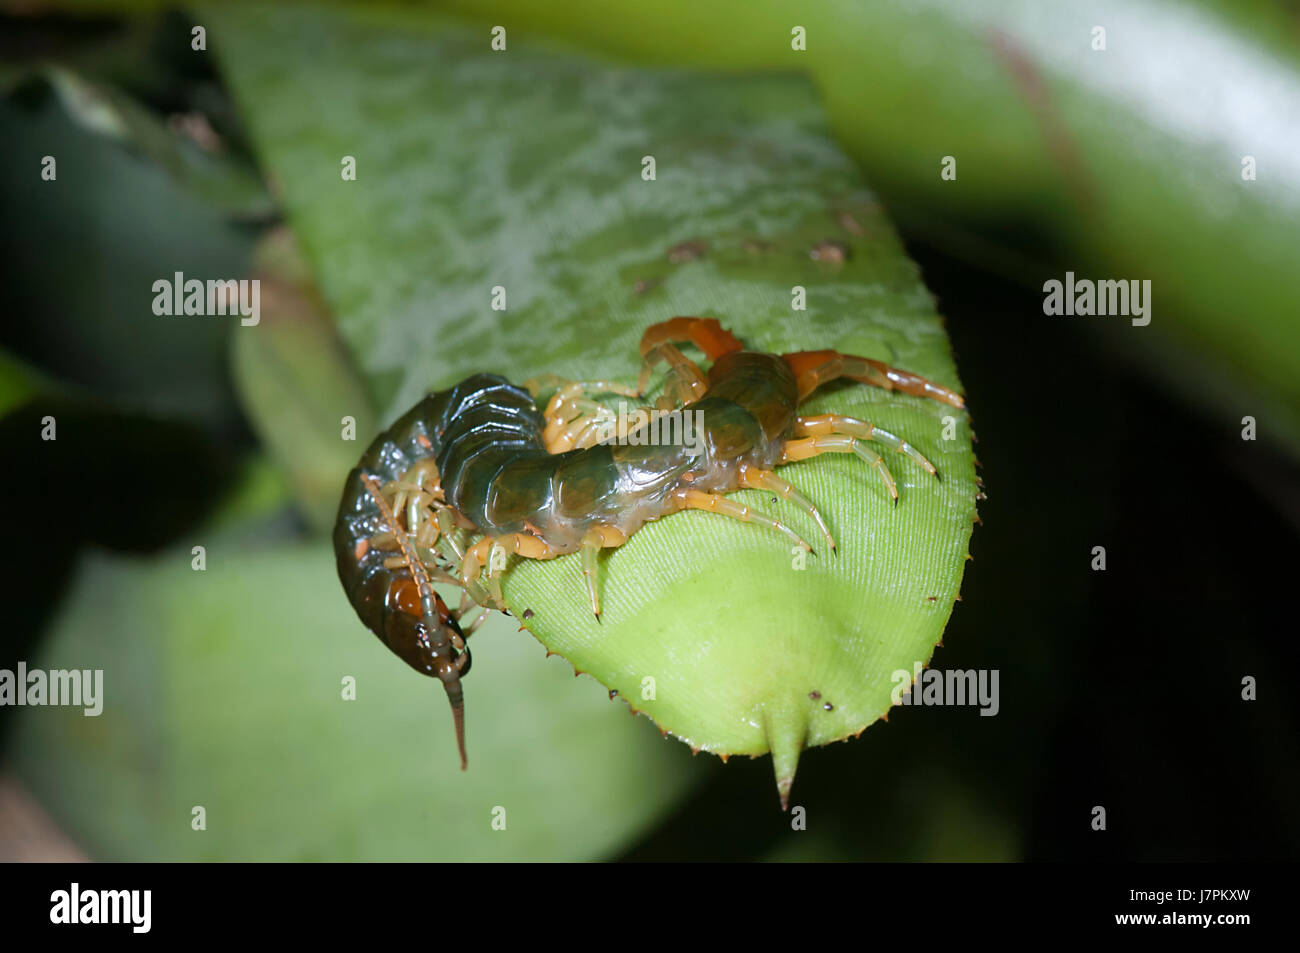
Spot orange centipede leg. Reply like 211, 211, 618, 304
638, 316, 743, 361
782, 350, 965, 409
637, 341, 709, 408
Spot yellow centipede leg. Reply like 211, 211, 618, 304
781, 435, 899, 504
670, 487, 815, 553
794, 413, 937, 478
539, 380, 640, 453
458, 538, 498, 609
738, 463, 836, 553
462, 533, 565, 612
579, 525, 628, 620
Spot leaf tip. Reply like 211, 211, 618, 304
763, 700, 807, 812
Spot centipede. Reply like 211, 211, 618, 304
333, 317, 965, 768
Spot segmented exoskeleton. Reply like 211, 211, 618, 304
334, 318, 965, 767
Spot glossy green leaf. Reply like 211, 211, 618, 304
231, 226, 378, 533
438, 0, 1300, 455
10, 544, 696, 860
208, 2, 977, 801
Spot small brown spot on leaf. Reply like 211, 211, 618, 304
808, 690, 821, 700
810, 239, 850, 264
667, 239, 708, 263
522, 608, 534, 619
823, 702, 834, 711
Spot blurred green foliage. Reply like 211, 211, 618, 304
13, 545, 697, 860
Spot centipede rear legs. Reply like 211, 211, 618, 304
776, 349, 960, 506
782, 349, 967, 410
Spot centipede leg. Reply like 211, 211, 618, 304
486, 540, 509, 608
781, 435, 899, 505
637, 342, 708, 409
461, 533, 563, 611
783, 350, 965, 408
451, 591, 490, 638
738, 463, 836, 553
638, 316, 744, 362
537, 380, 641, 453
544, 400, 613, 452
794, 413, 938, 478
555, 409, 623, 452
439, 516, 492, 608
435, 509, 464, 559
670, 487, 815, 553
459, 605, 490, 636
525, 374, 639, 403
579, 525, 629, 619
